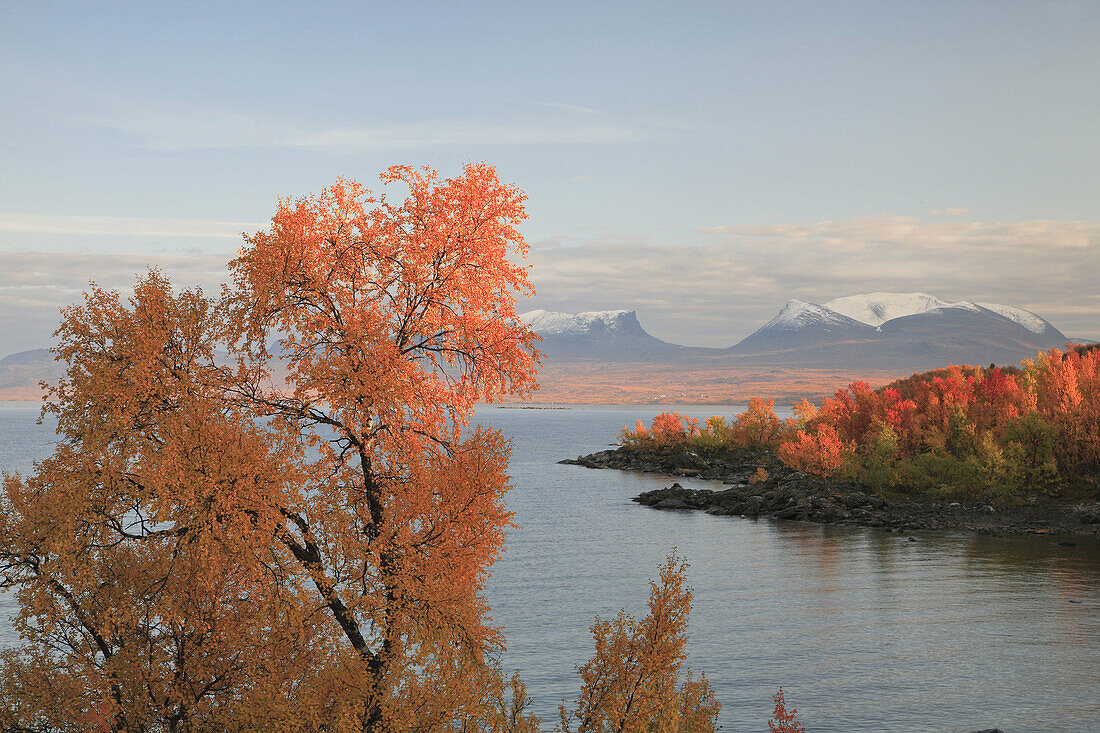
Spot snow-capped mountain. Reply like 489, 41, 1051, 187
519, 309, 704, 361
733, 300, 875, 351
731, 292, 1068, 368
823, 292, 1063, 340
520, 309, 637, 337
824, 292, 978, 328
754, 299, 872, 332
975, 302, 1060, 337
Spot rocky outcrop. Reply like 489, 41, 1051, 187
561, 448, 1100, 538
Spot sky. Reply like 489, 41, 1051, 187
2, 0, 1098, 355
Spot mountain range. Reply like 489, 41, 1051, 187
0, 293, 1089, 402
522, 292, 1076, 370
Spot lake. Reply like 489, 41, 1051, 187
2, 401, 1097, 732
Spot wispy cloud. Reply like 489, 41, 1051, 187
293, 119, 649, 152
0, 251, 232, 355
527, 216, 1100, 345
0, 213, 264, 238
710, 216, 1099, 251
521, 100, 601, 115
72, 90, 660, 151
18, 70, 661, 152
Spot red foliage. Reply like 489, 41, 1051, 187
773, 347, 1100, 493
650, 411, 700, 447
778, 424, 851, 477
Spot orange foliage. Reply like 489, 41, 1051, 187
619, 411, 699, 449
0, 165, 545, 730
650, 411, 700, 447
0, 274, 330, 729
619, 400, 790, 453
767, 688, 806, 733
1026, 347, 1100, 473
778, 424, 852, 477
735, 398, 786, 449
559, 556, 720, 733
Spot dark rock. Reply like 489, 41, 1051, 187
1077, 506, 1100, 524
571, 446, 1099, 537
844, 492, 870, 509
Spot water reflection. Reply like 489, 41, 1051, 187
477, 405, 1100, 732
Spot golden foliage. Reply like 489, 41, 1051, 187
558, 556, 720, 733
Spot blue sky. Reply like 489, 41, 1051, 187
2, 0, 1098, 353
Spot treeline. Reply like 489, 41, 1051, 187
619, 345, 1100, 504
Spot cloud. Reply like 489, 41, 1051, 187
708, 216, 1098, 250
2, 214, 1097, 358
0, 213, 264, 238
293, 119, 648, 152
520, 100, 601, 115
527, 216, 1100, 345
71, 90, 660, 151
0, 251, 230, 355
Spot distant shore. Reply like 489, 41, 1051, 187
561, 447, 1100, 539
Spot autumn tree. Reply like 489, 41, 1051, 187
0, 275, 331, 730
0, 165, 733, 731
0, 164, 542, 731
219, 164, 541, 729
558, 556, 720, 733
767, 688, 805, 733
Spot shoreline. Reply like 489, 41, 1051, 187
560, 447, 1100, 539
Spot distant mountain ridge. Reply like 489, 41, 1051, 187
0, 295, 1087, 401
821, 292, 1062, 338
731, 292, 1067, 368
824, 292, 976, 327
518, 309, 701, 361
521, 309, 638, 337
521, 293, 1073, 370
732, 299, 877, 352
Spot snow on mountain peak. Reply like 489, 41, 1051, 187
760, 299, 861, 331
824, 292, 981, 328
519, 309, 636, 336
975, 302, 1052, 335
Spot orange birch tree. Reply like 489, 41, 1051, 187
0, 164, 542, 731
0, 164, 724, 731
0, 275, 332, 730
218, 164, 540, 729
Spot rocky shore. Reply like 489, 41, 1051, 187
560, 448, 1100, 538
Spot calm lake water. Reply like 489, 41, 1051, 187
2, 401, 1098, 732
